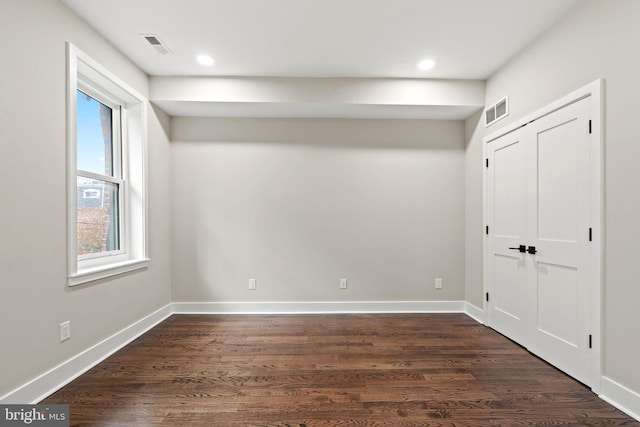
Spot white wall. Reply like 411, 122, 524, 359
171, 118, 465, 303
11, 0, 639, 411
0, 0, 172, 398
465, 0, 640, 397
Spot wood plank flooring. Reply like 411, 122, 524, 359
42, 314, 638, 426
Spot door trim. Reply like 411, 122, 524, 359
482, 79, 603, 393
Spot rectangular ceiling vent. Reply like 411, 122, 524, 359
485, 96, 508, 127
140, 34, 170, 55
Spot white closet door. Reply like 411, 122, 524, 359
486, 96, 592, 386
525, 97, 591, 385
486, 128, 528, 344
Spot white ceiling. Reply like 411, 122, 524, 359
63, 0, 578, 79
62, 0, 580, 120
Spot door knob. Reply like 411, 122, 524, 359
509, 245, 526, 253
527, 246, 537, 254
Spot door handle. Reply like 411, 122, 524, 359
509, 245, 527, 253
527, 246, 537, 254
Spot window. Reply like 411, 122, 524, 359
67, 43, 148, 285
76, 89, 121, 256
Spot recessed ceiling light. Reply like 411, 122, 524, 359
418, 59, 436, 71
196, 54, 214, 67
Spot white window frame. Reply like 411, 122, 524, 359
67, 43, 149, 286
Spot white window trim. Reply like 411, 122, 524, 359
67, 42, 149, 286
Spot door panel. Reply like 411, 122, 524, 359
527, 97, 591, 385
536, 262, 578, 347
494, 139, 527, 238
537, 119, 580, 242
487, 130, 527, 344
493, 254, 525, 336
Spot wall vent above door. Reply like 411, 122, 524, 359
485, 96, 509, 127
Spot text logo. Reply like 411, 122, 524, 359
0, 405, 69, 426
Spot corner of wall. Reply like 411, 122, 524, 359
464, 110, 485, 310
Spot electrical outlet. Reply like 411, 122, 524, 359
60, 321, 71, 342
435, 278, 443, 289
249, 278, 257, 290
340, 278, 347, 289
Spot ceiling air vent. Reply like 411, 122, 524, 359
140, 34, 170, 55
485, 96, 508, 127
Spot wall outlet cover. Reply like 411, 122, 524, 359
60, 321, 71, 342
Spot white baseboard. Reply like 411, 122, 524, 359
600, 376, 640, 422
172, 300, 466, 314
0, 303, 173, 404
464, 302, 484, 324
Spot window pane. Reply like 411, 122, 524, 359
77, 177, 120, 255
77, 90, 114, 176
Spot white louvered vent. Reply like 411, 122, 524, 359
485, 96, 508, 127
140, 34, 170, 55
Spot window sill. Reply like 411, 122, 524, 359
68, 258, 150, 286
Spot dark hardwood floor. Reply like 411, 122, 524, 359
42, 314, 638, 426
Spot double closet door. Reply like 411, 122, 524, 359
486, 96, 592, 385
